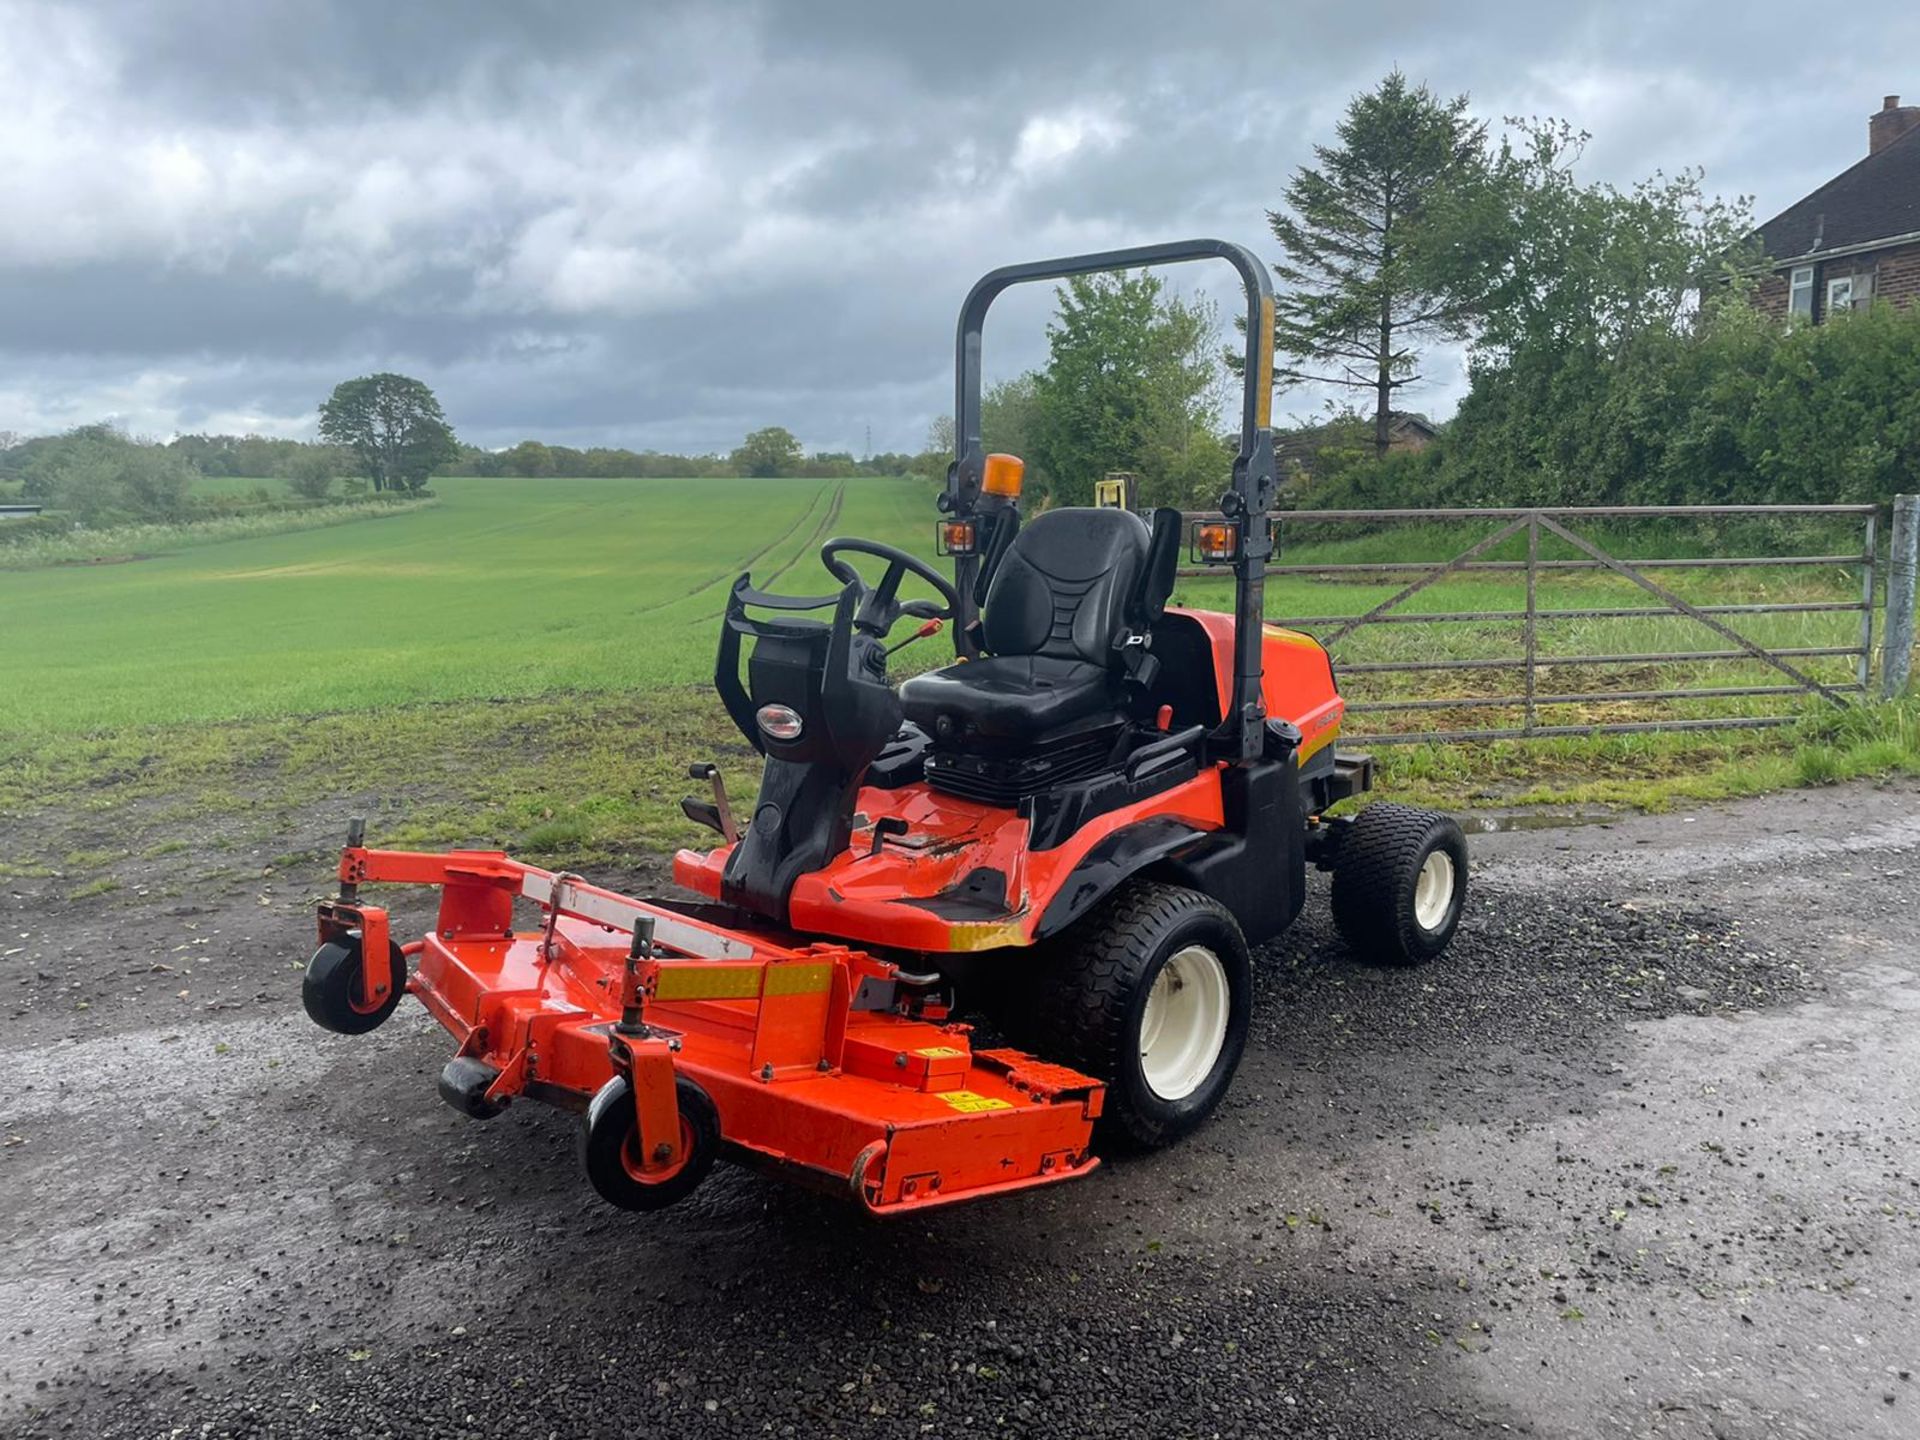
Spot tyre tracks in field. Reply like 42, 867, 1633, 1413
630, 480, 840, 619
743, 480, 846, 593
695, 480, 846, 621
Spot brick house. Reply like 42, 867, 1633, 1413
1748, 95, 1920, 322
1385, 412, 1439, 452
1274, 411, 1439, 489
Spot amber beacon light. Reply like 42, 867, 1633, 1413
981, 452, 1025, 499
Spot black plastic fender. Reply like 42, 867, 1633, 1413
1033, 817, 1209, 940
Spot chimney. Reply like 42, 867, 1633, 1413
1870, 94, 1920, 155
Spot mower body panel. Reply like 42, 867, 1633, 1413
1162, 607, 1345, 764
674, 763, 1226, 952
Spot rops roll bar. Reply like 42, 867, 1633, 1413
943, 238, 1278, 762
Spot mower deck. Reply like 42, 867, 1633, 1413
325, 847, 1102, 1213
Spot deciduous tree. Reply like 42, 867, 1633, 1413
1029, 271, 1230, 508
318, 373, 460, 493
731, 426, 804, 477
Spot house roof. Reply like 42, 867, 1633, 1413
1273, 411, 1439, 468
1753, 122, 1920, 264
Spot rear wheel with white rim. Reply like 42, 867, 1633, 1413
1329, 802, 1469, 965
1021, 881, 1251, 1150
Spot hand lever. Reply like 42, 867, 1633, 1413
886, 617, 944, 656
688, 762, 739, 843
867, 816, 910, 856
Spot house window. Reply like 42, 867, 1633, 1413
1828, 276, 1854, 313
1788, 265, 1814, 319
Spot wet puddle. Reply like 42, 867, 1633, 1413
1461, 808, 1622, 834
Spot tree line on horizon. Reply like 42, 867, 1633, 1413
0, 408, 943, 534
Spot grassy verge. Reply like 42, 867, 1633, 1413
0, 497, 436, 570
0, 691, 749, 868
3, 689, 1914, 876
1367, 695, 1920, 810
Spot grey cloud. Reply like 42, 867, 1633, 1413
3, 0, 1918, 454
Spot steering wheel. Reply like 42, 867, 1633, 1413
820, 537, 961, 637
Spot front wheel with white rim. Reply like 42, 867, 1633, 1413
1025, 882, 1251, 1150
1329, 803, 1469, 966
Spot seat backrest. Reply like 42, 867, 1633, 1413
981, 507, 1150, 665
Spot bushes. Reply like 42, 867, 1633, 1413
0, 497, 435, 570
19, 426, 194, 525
0, 514, 73, 548
287, 446, 348, 500
1355, 300, 1920, 511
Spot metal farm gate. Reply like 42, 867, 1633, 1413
1175, 503, 1885, 746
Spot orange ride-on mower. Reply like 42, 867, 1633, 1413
303, 239, 1469, 1216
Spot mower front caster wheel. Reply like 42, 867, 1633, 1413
581, 1074, 721, 1213
1330, 802, 1469, 965
302, 935, 409, 1035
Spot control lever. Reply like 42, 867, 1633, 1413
687, 762, 739, 844
886, 617, 944, 657
867, 816, 910, 856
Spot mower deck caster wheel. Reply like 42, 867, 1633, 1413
1330, 803, 1469, 965
303, 935, 408, 1035
581, 1074, 720, 1213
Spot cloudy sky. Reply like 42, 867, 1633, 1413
2, 0, 1914, 455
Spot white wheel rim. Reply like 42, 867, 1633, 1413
1137, 944, 1231, 1102
1413, 849, 1456, 931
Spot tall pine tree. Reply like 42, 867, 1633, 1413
1267, 72, 1488, 456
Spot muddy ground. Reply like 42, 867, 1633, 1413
3, 777, 1918, 1439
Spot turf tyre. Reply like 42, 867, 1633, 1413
1027, 881, 1251, 1150
302, 935, 408, 1035
1329, 803, 1468, 965
581, 1074, 721, 1213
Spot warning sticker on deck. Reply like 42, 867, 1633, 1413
938, 1089, 1011, 1113
915, 1046, 964, 1059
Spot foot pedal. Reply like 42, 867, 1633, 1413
438, 1057, 508, 1119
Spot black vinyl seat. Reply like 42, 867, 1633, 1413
903, 652, 1118, 741
901, 507, 1157, 745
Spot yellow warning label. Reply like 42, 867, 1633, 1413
916, 1046, 965, 1059
938, 1089, 1011, 1113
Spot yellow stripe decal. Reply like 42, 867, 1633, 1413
1255, 294, 1275, 430
945, 919, 1029, 952
1296, 724, 1338, 765
763, 963, 834, 997
653, 965, 762, 1001
1262, 624, 1320, 647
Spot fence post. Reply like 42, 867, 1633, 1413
1523, 514, 1538, 736
1884, 494, 1919, 700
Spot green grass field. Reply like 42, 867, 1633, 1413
0, 476, 932, 733
0, 475, 1878, 736
1, 475, 1912, 855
